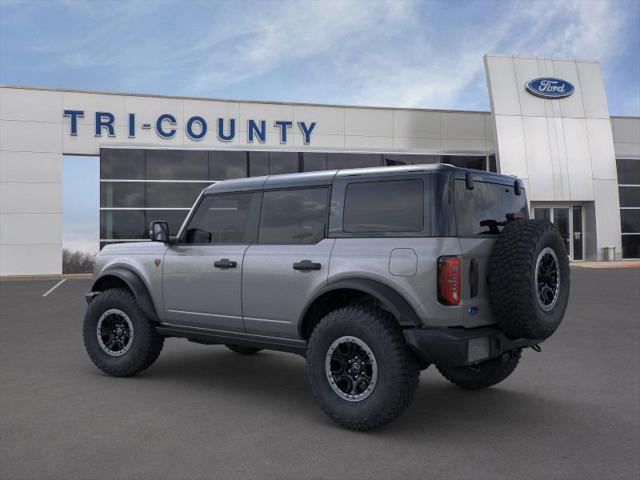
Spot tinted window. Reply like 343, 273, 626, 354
100, 210, 146, 239
184, 193, 259, 244
343, 180, 424, 233
100, 149, 145, 179
146, 182, 208, 208
100, 182, 145, 208
384, 154, 439, 166
269, 152, 299, 174
617, 159, 640, 184
621, 210, 640, 233
455, 180, 528, 236
249, 152, 269, 177
259, 188, 329, 244
146, 150, 208, 180
209, 151, 247, 180
619, 187, 640, 207
327, 153, 382, 170
303, 152, 327, 172
146, 210, 188, 236
622, 235, 640, 258
443, 155, 486, 171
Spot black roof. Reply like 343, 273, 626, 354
204, 163, 520, 194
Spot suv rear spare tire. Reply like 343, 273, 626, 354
488, 218, 570, 340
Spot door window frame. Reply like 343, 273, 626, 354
531, 203, 585, 261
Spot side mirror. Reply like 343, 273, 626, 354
150, 221, 170, 243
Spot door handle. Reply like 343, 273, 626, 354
214, 258, 237, 269
293, 260, 321, 271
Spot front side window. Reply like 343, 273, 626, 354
343, 180, 424, 233
184, 193, 259, 244
259, 188, 329, 244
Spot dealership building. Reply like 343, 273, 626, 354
1, 53, 639, 276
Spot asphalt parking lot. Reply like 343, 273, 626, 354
1, 267, 639, 480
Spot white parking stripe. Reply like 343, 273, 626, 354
42, 279, 66, 297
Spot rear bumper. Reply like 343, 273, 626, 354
403, 325, 540, 367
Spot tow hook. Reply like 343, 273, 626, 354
530, 344, 542, 353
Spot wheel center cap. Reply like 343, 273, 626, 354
350, 363, 361, 373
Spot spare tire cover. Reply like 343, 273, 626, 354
488, 219, 570, 340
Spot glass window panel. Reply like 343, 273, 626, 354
100, 182, 145, 208
209, 151, 247, 180
621, 210, 640, 233
488, 154, 497, 173
269, 152, 299, 175
259, 188, 329, 244
100, 149, 145, 179
249, 152, 269, 177
442, 155, 486, 171
619, 187, 640, 207
146, 182, 209, 208
100, 210, 146, 239
384, 154, 439, 166
145, 210, 189, 236
455, 180, 528, 236
343, 180, 424, 233
146, 150, 208, 180
326, 153, 382, 170
302, 152, 327, 172
622, 235, 640, 258
533, 207, 551, 221
184, 193, 259, 244
617, 159, 640, 185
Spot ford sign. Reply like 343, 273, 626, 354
526, 77, 575, 99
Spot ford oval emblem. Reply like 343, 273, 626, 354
526, 77, 575, 99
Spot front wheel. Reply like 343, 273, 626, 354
436, 349, 521, 390
306, 305, 419, 431
83, 288, 164, 377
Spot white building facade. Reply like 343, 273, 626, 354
1, 54, 639, 275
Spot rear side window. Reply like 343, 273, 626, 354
184, 193, 259, 244
455, 180, 528, 236
343, 180, 424, 233
259, 188, 329, 244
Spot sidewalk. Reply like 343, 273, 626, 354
571, 260, 640, 269
0, 273, 93, 282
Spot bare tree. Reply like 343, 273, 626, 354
62, 249, 95, 274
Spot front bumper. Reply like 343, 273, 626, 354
403, 326, 540, 367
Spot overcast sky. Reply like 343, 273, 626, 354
1, 0, 639, 253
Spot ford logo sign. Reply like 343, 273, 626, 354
526, 77, 575, 99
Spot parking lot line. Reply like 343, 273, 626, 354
42, 279, 66, 297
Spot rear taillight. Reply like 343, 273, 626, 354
438, 256, 461, 305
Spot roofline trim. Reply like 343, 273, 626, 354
0, 84, 490, 115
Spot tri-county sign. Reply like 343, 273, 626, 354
63, 110, 317, 144
525, 77, 575, 99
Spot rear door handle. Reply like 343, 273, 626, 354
214, 258, 237, 269
293, 260, 321, 271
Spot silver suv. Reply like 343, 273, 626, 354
83, 164, 570, 430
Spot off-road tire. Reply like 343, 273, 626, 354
437, 349, 522, 390
83, 288, 164, 377
306, 304, 420, 431
489, 219, 570, 340
225, 344, 263, 355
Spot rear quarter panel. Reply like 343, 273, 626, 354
329, 237, 472, 327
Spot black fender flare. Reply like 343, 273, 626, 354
299, 278, 422, 335
91, 267, 158, 321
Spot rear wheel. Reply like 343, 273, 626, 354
83, 288, 164, 377
436, 349, 521, 390
225, 344, 263, 355
306, 304, 419, 431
